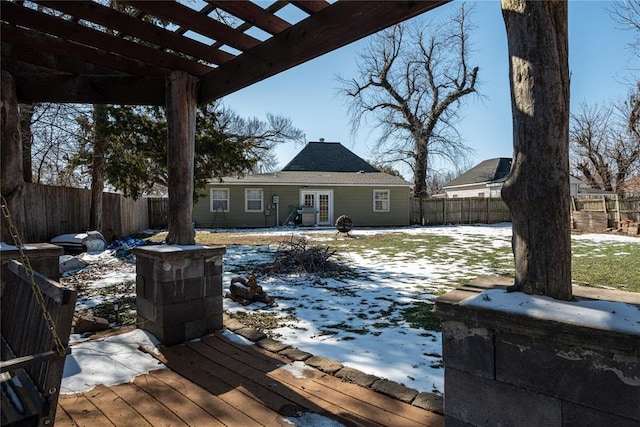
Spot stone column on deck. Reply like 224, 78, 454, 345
133, 245, 226, 346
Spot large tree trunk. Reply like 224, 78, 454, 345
90, 104, 108, 232
413, 141, 428, 197
1, 71, 27, 244
501, 0, 572, 300
166, 71, 198, 245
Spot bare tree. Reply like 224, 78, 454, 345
25, 103, 91, 187
612, 1, 640, 186
609, 0, 640, 56
215, 107, 305, 174
337, 4, 479, 196
501, 0, 572, 301
571, 0, 640, 196
570, 99, 640, 194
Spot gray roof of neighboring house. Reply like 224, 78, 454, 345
216, 171, 410, 186
282, 141, 379, 173
577, 186, 616, 195
443, 158, 512, 188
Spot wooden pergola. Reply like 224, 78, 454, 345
1, 0, 450, 244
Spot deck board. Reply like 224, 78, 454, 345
149, 369, 242, 427
82, 384, 153, 427
206, 334, 437, 424
57, 393, 115, 426
163, 345, 282, 426
109, 382, 188, 426
57, 331, 444, 426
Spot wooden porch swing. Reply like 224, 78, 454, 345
1, 196, 77, 427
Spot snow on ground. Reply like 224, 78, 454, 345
60, 223, 639, 400
62, 329, 164, 394
462, 288, 640, 335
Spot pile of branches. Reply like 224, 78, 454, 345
257, 235, 350, 276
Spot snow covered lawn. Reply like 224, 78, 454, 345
60, 223, 639, 396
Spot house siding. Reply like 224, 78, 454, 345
444, 184, 491, 199
332, 186, 409, 227
193, 184, 409, 228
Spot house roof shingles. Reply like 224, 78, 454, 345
219, 171, 410, 186
215, 141, 410, 187
444, 157, 512, 187
282, 141, 379, 173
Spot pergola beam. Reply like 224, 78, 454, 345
12, 74, 166, 105
1, 0, 450, 106
199, 0, 449, 103
2, 26, 167, 77
2, 1, 211, 76
37, 1, 234, 66
206, 1, 291, 35
125, 0, 261, 52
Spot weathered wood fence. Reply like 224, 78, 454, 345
18, 186, 638, 241
410, 197, 511, 226
411, 195, 640, 229
147, 197, 169, 228
19, 183, 148, 243
571, 195, 640, 230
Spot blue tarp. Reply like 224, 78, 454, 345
108, 236, 147, 258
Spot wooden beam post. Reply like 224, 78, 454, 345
1, 71, 27, 244
165, 71, 198, 245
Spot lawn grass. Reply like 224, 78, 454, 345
145, 228, 639, 293
571, 241, 640, 292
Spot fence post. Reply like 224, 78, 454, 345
443, 199, 447, 224
487, 197, 490, 224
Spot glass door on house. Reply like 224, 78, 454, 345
301, 190, 332, 226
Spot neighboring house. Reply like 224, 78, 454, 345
192, 141, 412, 228
443, 158, 512, 198
622, 175, 640, 197
443, 157, 583, 198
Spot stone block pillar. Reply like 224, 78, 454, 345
133, 245, 226, 346
434, 277, 640, 426
0, 243, 64, 281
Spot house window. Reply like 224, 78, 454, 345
373, 189, 390, 212
245, 189, 263, 212
478, 192, 485, 198
210, 188, 229, 212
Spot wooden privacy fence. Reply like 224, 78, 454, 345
147, 197, 169, 228
410, 197, 511, 226
571, 195, 640, 231
20, 183, 148, 243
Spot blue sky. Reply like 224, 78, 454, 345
223, 1, 638, 179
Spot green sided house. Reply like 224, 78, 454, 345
192, 141, 412, 228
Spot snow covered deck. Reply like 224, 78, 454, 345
55, 330, 444, 427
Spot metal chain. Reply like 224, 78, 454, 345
1, 196, 66, 357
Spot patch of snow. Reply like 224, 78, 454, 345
220, 329, 254, 345
281, 412, 346, 427
278, 361, 315, 379
61, 329, 165, 394
137, 244, 222, 253
572, 233, 640, 243
0, 242, 37, 250
461, 289, 640, 335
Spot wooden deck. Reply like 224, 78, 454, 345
55, 332, 444, 426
